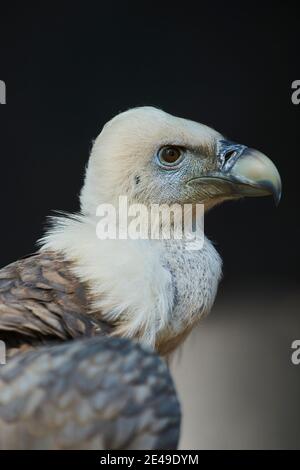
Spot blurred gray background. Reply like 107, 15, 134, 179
173, 282, 300, 449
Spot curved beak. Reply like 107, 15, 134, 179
188, 140, 282, 206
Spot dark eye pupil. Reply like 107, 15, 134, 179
161, 147, 181, 164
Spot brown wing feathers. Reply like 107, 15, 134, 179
0, 251, 102, 352
0, 336, 181, 449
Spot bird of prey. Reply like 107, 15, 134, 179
0, 107, 281, 449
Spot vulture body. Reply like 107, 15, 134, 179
0, 251, 179, 449
0, 107, 281, 449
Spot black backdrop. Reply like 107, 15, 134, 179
0, 1, 299, 286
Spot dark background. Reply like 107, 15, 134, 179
0, 1, 299, 448
0, 1, 299, 284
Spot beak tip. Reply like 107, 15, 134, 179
228, 147, 282, 207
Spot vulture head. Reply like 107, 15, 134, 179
80, 106, 281, 214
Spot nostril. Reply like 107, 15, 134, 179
218, 140, 247, 169
224, 150, 236, 163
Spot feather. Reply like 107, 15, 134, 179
0, 336, 180, 449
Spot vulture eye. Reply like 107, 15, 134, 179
157, 146, 183, 167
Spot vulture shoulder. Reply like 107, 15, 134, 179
0, 251, 109, 355
0, 336, 180, 449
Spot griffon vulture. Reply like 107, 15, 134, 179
0, 107, 281, 449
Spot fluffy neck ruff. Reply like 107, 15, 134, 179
40, 214, 222, 354
40, 214, 173, 348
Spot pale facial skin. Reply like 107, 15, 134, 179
81, 107, 281, 215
